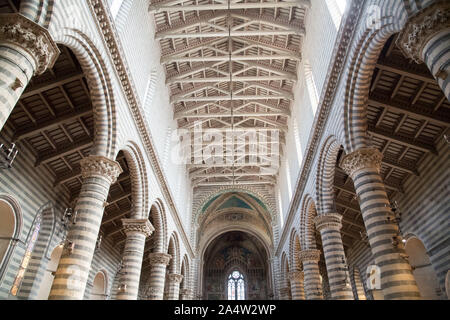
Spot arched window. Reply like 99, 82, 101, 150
227, 270, 245, 300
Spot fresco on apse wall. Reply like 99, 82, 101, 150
203, 232, 268, 300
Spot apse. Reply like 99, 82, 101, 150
202, 231, 269, 300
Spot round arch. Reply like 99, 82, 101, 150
149, 199, 168, 253
90, 270, 108, 300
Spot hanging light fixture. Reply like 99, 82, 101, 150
0, 141, 18, 169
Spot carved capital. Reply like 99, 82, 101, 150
0, 13, 59, 75
340, 147, 382, 178
80, 155, 123, 184
288, 270, 304, 282
180, 288, 193, 296
148, 252, 172, 266
314, 213, 343, 232
279, 287, 291, 295
397, 2, 450, 63
121, 219, 154, 237
147, 286, 164, 296
298, 249, 321, 263
168, 273, 184, 284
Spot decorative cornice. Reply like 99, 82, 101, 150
87, 0, 194, 258
288, 270, 304, 282
80, 155, 122, 184
314, 213, 342, 232
396, 1, 450, 63
339, 147, 383, 179
121, 218, 154, 237
168, 273, 184, 284
298, 249, 321, 263
148, 252, 172, 266
0, 13, 59, 75
276, 0, 364, 256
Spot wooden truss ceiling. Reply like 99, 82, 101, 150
150, 0, 309, 187
334, 34, 450, 251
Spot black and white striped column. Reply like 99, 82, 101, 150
314, 213, 354, 300
116, 219, 154, 300
299, 250, 323, 300
279, 287, 291, 300
288, 270, 305, 300
0, 13, 59, 131
180, 288, 193, 300
341, 147, 421, 300
397, 2, 450, 100
167, 273, 183, 300
49, 155, 122, 300
146, 253, 171, 300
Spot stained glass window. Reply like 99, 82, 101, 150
227, 270, 245, 300
10, 213, 42, 296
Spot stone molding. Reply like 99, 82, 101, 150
339, 147, 383, 179
168, 273, 184, 284
80, 155, 123, 184
148, 252, 172, 266
298, 249, 321, 263
0, 13, 59, 75
121, 218, 154, 237
397, 1, 450, 63
314, 213, 343, 232
288, 270, 304, 282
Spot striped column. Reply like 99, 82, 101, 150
0, 13, 59, 131
180, 288, 194, 300
49, 155, 122, 300
314, 213, 354, 300
299, 249, 323, 300
397, 2, 450, 100
288, 271, 305, 300
279, 287, 291, 300
146, 252, 171, 300
167, 273, 183, 300
116, 219, 154, 300
341, 147, 421, 300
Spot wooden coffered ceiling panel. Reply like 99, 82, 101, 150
149, 0, 310, 187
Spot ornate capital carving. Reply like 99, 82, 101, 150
168, 273, 184, 284
397, 2, 450, 63
80, 155, 123, 184
340, 147, 382, 178
121, 219, 154, 237
298, 249, 321, 263
146, 286, 164, 296
148, 252, 172, 266
288, 270, 304, 282
0, 13, 59, 75
180, 288, 193, 296
314, 213, 343, 232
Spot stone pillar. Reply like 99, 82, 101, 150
299, 249, 323, 300
340, 147, 421, 300
288, 270, 305, 300
49, 156, 122, 300
116, 219, 154, 300
167, 273, 183, 300
0, 13, 59, 131
314, 213, 354, 300
180, 288, 193, 300
279, 287, 291, 300
146, 252, 171, 300
397, 2, 450, 100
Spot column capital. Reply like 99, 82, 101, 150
0, 13, 59, 75
314, 213, 343, 232
148, 252, 172, 266
121, 219, 154, 237
80, 155, 123, 184
396, 2, 450, 63
279, 287, 291, 295
298, 249, 321, 263
288, 270, 304, 281
168, 273, 184, 284
340, 147, 382, 178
